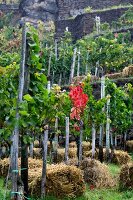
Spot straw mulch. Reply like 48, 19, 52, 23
28, 158, 43, 169
57, 148, 77, 163
0, 158, 42, 178
80, 158, 115, 188
119, 162, 133, 189
122, 65, 133, 77
34, 140, 40, 148
126, 140, 133, 152
82, 141, 91, 152
112, 150, 131, 165
29, 164, 86, 198
34, 141, 51, 154
33, 148, 42, 159
28, 168, 42, 184
83, 150, 98, 159
67, 158, 78, 166
105, 72, 122, 79
69, 142, 77, 148
0, 158, 10, 177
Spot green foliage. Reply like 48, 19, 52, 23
0, 12, 13, 29
106, 80, 132, 135
0, 53, 20, 67
83, 74, 107, 136
0, 63, 18, 142
80, 31, 132, 73
120, 8, 133, 26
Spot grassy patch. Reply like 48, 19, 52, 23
84, 188, 133, 200
108, 163, 121, 177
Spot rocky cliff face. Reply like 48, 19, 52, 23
19, 0, 58, 22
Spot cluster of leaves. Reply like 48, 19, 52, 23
69, 84, 88, 121
18, 25, 71, 143
0, 63, 18, 142
106, 80, 132, 135
77, 31, 133, 73
0, 12, 21, 67
83, 74, 107, 136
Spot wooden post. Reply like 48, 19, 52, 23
65, 117, 69, 164
70, 47, 77, 83
110, 131, 113, 147
95, 61, 99, 77
53, 117, 58, 163
85, 52, 89, 75
48, 51, 52, 77
58, 73, 62, 86
51, 71, 55, 86
10, 21, 27, 200
98, 76, 105, 162
29, 142, 34, 158
55, 39, 58, 61
21, 135, 28, 197
92, 124, 96, 159
78, 121, 83, 166
77, 48, 80, 77
106, 97, 110, 162
124, 132, 127, 150
115, 135, 117, 148
41, 127, 48, 198
47, 81, 51, 94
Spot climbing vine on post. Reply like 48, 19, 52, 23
69, 84, 88, 164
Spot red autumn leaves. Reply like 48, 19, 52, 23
69, 85, 88, 121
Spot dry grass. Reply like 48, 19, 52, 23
83, 150, 98, 159
69, 142, 77, 148
105, 72, 122, 79
33, 148, 42, 159
0, 158, 43, 178
112, 150, 131, 165
122, 66, 133, 77
29, 164, 85, 198
119, 162, 133, 189
126, 140, 133, 152
80, 158, 115, 188
57, 148, 77, 163
82, 142, 91, 152
34, 140, 40, 148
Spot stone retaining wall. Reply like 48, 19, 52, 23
57, 0, 133, 19
55, 7, 131, 40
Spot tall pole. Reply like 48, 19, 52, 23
77, 48, 80, 77
98, 76, 105, 162
55, 39, 58, 61
53, 117, 58, 163
106, 96, 111, 162
41, 128, 48, 198
70, 47, 77, 83
48, 51, 52, 77
10, 21, 27, 200
65, 117, 69, 164
78, 121, 83, 166
92, 124, 96, 159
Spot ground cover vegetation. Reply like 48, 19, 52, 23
0, 7, 133, 200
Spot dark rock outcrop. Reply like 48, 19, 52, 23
19, 0, 58, 22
